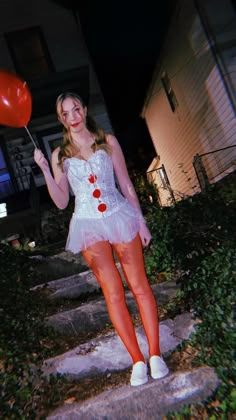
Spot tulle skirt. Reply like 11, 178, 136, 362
65, 201, 140, 254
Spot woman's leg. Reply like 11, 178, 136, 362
82, 241, 144, 363
113, 234, 161, 357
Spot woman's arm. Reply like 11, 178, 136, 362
107, 134, 151, 247
34, 147, 69, 209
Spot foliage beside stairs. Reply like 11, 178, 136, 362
0, 173, 236, 418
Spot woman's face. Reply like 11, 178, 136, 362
59, 97, 87, 133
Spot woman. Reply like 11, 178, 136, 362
34, 92, 169, 386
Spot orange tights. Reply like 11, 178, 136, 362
82, 234, 161, 363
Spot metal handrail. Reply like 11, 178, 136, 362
198, 144, 236, 158
193, 144, 236, 190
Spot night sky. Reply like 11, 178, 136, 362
78, 1, 171, 124
52, 0, 174, 168
76, 0, 174, 169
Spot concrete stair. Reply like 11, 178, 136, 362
34, 251, 220, 419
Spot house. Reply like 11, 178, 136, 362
0, 0, 113, 218
142, 0, 236, 206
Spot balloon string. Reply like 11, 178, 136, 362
24, 126, 38, 149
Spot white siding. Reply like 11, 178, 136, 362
143, 0, 236, 202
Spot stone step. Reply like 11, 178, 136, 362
29, 250, 88, 285
47, 367, 219, 420
44, 312, 219, 420
31, 262, 124, 300
43, 312, 195, 380
31, 267, 101, 299
35, 254, 219, 420
45, 281, 178, 336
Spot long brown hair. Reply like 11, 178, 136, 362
56, 92, 111, 166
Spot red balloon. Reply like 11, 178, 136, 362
0, 70, 32, 128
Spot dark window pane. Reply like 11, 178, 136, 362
161, 71, 179, 112
5, 26, 54, 80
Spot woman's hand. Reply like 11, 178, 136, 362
139, 222, 152, 247
34, 147, 69, 209
34, 148, 50, 174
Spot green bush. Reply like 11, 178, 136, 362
0, 244, 56, 418
137, 177, 236, 417
143, 185, 236, 280
187, 243, 236, 375
144, 205, 174, 279
187, 245, 236, 417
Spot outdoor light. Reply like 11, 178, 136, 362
0, 202, 7, 218
28, 241, 36, 248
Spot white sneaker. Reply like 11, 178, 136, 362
149, 355, 169, 379
130, 361, 148, 386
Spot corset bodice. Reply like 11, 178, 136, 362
64, 149, 126, 219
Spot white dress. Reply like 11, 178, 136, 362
64, 149, 140, 253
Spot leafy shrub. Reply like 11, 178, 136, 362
0, 244, 56, 418
187, 244, 235, 369
165, 244, 236, 419
143, 183, 236, 280
136, 175, 236, 417
144, 205, 174, 279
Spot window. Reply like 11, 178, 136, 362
5, 26, 54, 81
161, 71, 179, 112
